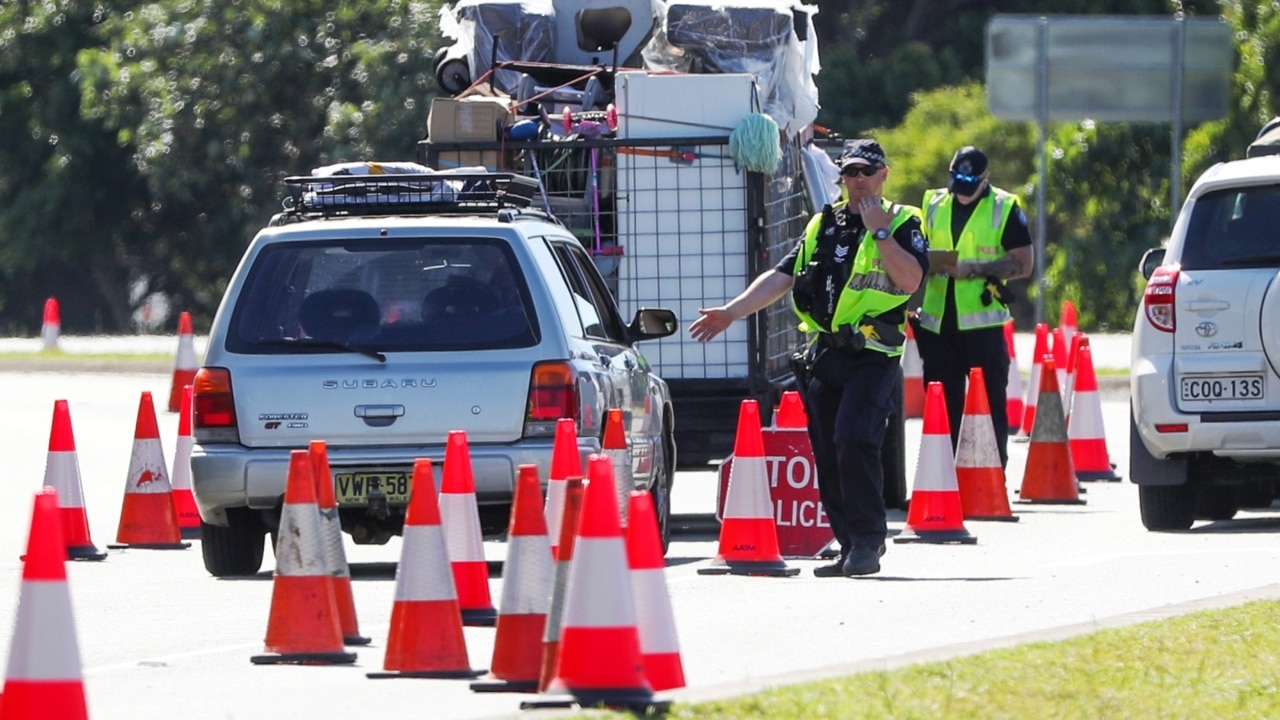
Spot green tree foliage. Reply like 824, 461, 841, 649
74, 0, 445, 326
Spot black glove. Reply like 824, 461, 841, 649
981, 277, 1015, 307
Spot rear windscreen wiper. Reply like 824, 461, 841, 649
257, 339, 386, 362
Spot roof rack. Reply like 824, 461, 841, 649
280, 171, 541, 218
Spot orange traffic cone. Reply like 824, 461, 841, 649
170, 385, 201, 539
896, 382, 978, 544
902, 320, 925, 419
627, 491, 685, 691
1018, 357, 1086, 504
309, 441, 370, 646
111, 391, 190, 550
1004, 320, 1023, 436
1, 488, 88, 720
603, 408, 633, 529
41, 297, 60, 351
1068, 345, 1122, 482
472, 465, 553, 693
369, 458, 482, 679
774, 390, 808, 428
698, 399, 798, 577
42, 400, 106, 560
252, 450, 355, 665
545, 418, 581, 561
1017, 323, 1050, 440
539, 475, 585, 692
439, 430, 498, 626
522, 455, 662, 712
167, 312, 198, 413
955, 369, 1017, 522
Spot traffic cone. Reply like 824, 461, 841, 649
1068, 345, 1122, 482
1004, 321, 1023, 436
546, 418, 581, 561
1017, 323, 1050, 440
626, 491, 685, 691
309, 441, 370, 646
252, 450, 356, 665
167, 312, 198, 412
368, 458, 482, 679
111, 391, 190, 550
902, 320, 925, 419
698, 399, 799, 577
170, 385, 201, 540
472, 465, 553, 693
1060, 298, 1079, 346
774, 390, 808, 428
955, 369, 1017, 522
1, 488, 88, 720
42, 400, 106, 560
1018, 357, 1086, 504
539, 475, 585, 692
895, 382, 978, 544
522, 455, 661, 712
439, 430, 498, 627
41, 297, 60, 351
603, 408, 633, 529
1064, 331, 1087, 417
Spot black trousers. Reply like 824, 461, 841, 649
804, 347, 898, 554
914, 323, 1011, 468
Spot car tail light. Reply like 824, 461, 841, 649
1143, 264, 1179, 332
1155, 423, 1189, 433
193, 367, 240, 443
525, 361, 579, 437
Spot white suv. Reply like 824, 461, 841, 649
1131, 151, 1280, 530
190, 170, 678, 575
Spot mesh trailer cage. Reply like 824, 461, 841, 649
420, 134, 812, 459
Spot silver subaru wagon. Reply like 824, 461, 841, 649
190, 171, 678, 576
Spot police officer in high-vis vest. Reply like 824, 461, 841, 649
690, 139, 928, 577
915, 146, 1033, 469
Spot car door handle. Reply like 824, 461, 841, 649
354, 404, 405, 427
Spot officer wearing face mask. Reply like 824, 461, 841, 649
689, 139, 928, 577
915, 146, 1034, 469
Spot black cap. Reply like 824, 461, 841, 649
948, 146, 988, 195
839, 139, 888, 172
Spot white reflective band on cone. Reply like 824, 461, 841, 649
500, 534, 553, 614
439, 493, 486, 562
561, 537, 635, 629
43, 452, 86, 507
274, 503, 327, 576
395, 524, 456, 602
6, 581, 83, 681
125, 439, 171, 494
722, 455, 771, 520
631, 568, 679, 655
913, 435, 959, 492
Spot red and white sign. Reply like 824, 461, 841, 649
716, 428, 829, 557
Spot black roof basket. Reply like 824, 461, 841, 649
280, 172, 541, 218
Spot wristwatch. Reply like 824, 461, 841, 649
872, 227, 891, 241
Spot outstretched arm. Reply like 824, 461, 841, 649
689, 269, 795, 342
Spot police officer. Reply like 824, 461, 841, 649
915, 146, 1033, 468
690, 139, 927, 577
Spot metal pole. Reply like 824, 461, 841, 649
1170, 14, 1186, 223
1035, 17, 1049, 326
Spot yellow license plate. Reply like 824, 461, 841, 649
334, 471, 412, 505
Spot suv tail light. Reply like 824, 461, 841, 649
193, 367, 240, 443
525, 361, 579, 437
1143, 264, 1179, 332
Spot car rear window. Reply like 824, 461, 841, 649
1181, 184, 1280, 270
226, 237, 539, 354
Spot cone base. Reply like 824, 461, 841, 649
1016, 497, 1087, 505
697, 558, 799, 577
368, 668, 486, 679
250, 650, 357, 665
521, 689, 669, 713
179, 525, 202, 540
1077, 469, 1122, 482
107, 541, 191, 550
461, 607, 498, 627
966, 515, 1020, 522
68, 544, 108, 561
470, 676, 541, 693
893, 528, 978, 544
344, 634, 372, 646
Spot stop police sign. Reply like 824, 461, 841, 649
715, 427, 830, 557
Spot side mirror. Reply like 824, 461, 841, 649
1139, 247, 1166, 280
628, 308, 678, 341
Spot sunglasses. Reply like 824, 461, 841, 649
952, 171, 983, 184
841, 165, 882, 178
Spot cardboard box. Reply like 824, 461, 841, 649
427, 97, 513, 142
431, 149, 513, 172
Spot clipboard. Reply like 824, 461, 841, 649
928, 249, 959, 269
